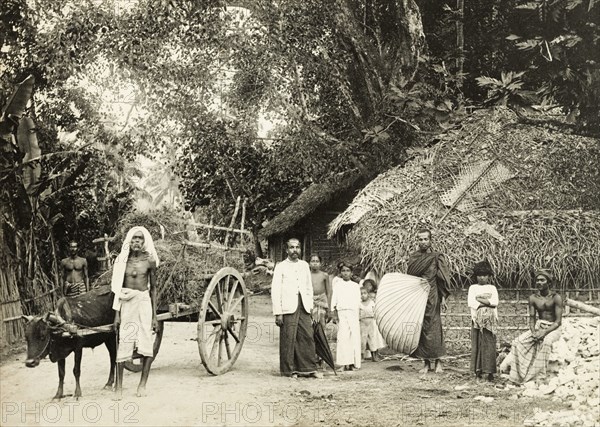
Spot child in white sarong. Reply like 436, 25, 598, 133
332, 262, 362, 371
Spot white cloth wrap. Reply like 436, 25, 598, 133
116, 289, 154, 362
111, 226, 160, 311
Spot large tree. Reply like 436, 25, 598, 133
2, 0, 435, 268
1, 0, 142, 311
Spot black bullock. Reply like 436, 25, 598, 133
23, 286, 116, 399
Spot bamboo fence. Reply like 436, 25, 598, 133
0, 257, 24, 347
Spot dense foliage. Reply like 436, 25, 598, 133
1, 0, 597, 313
418, 0, 599, 131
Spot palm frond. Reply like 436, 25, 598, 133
439, 159, 515, 214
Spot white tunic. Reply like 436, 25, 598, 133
271, 258, 314, 315
467, 284, 499, 322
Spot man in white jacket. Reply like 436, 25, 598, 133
271, 238, 322, 378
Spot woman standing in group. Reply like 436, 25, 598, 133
467, 260, 499, 381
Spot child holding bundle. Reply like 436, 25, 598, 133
467, 260, 499, 381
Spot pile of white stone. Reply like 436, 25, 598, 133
522, 316, 600, 426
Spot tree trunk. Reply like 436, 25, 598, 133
334, 0, 426, 124
456, 0, 465, 89
48, 225, 61, 290
252, 225, 264, 258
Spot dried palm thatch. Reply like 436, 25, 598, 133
1, 256, 24, 347
330, 108, 600, 290
259, 169, 362, 238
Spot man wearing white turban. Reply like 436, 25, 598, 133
111, 226, 159, 399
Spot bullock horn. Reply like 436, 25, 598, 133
21, 315, 34, 322
46, 312, 66, 326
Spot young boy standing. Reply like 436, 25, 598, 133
310, 254, 332, 329
467, 260, 499, 381
359, 287, 384, 362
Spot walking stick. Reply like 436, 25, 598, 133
114, 318, 119, 392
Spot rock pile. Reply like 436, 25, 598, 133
521, 317, 599, 426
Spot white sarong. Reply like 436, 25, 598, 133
117, 289, 153, 362
336, 309, 362, 368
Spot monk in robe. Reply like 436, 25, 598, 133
407, 228, 452, 373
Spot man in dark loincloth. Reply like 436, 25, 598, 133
506, 269, 563, 384
60, 241, 89, 297
407, 228, 452, 374
112, 227, 160, 399
271, 238, 322, 378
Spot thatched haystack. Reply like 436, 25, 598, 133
94, 208, 245, 306
329, 108, 600, 290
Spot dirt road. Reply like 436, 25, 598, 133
0, 295, 568, 426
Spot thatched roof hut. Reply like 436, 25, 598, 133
260, 169, 364, 264
260, 169, 362, 239
328, 108, 600, 290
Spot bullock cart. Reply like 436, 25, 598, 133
59, 261, 249, 376
64, 200, 251, 376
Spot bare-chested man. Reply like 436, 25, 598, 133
60, 241, 89, 297
309, 254, 332, 329
111, 227, 159, 399
507, 269, 563, 384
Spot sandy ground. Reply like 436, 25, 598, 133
0, 295, 571, 427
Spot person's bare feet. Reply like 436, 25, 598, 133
136, 386, 147, 397
113, 390, 123, 401
419, 361, 431, 374
434, 360, 443, 373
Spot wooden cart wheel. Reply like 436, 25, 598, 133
123, 320, 164, 373
198, 267, 249, 375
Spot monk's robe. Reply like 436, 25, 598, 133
407, 250, 452, 359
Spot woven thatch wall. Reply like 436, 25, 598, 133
330, 108, 600, 290
0, 256, 24, 347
